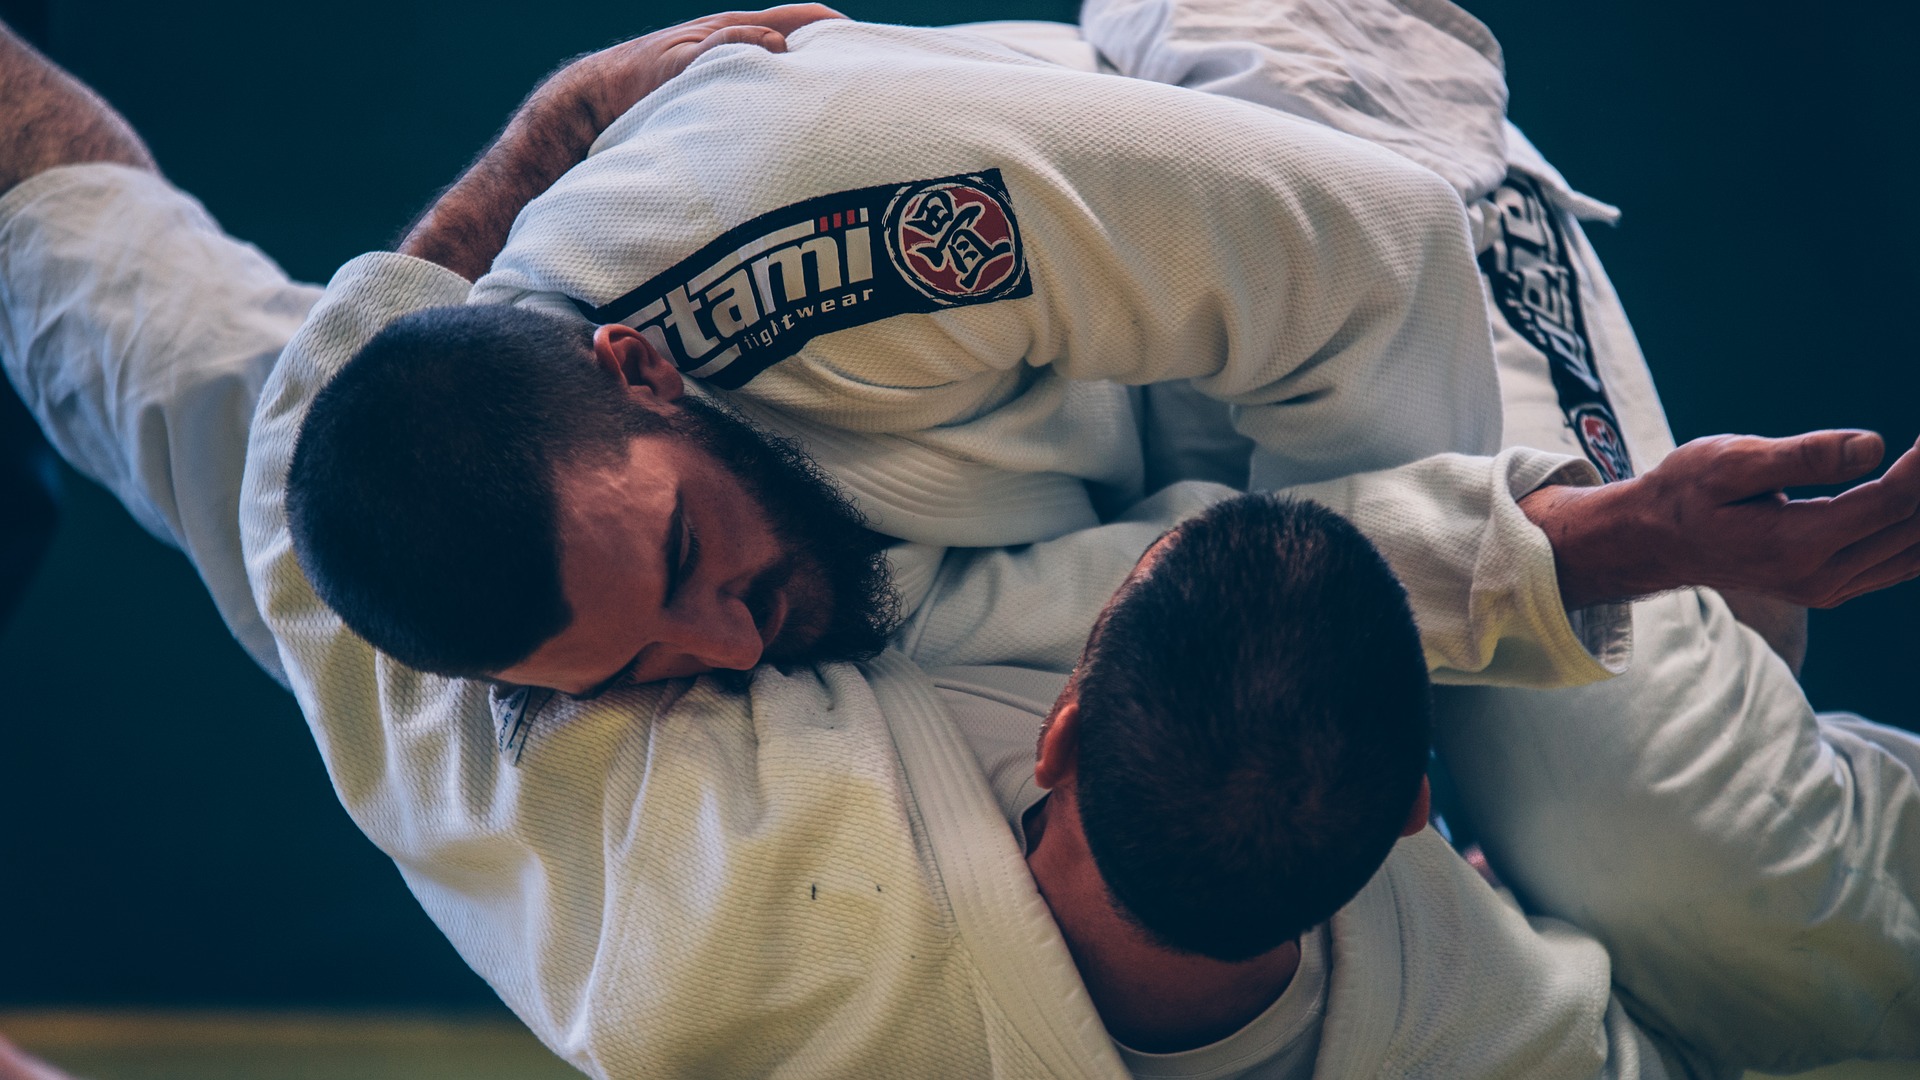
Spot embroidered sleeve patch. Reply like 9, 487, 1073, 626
1479, 171, 1634, 482
569, 169, 1031, 390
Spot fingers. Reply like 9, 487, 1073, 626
1815, 503, 1920, 597
698, 23, 791, 54
678, 6, 847, 63
1828, 534, 1920, 605
744, 4, 848, 34
690, 5, 845, 39
1683, 430, 1879, 502
1814, 435, 1920, 534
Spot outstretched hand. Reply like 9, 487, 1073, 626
399, 5, 845, 280
1523, 430, 1920, 610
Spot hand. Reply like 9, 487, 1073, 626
399, 5, 844, 280
546, 6, 847, 135
1522, 430, 1920, 609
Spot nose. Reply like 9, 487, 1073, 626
673, 591, 765, 672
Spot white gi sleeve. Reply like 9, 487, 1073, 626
896, 481, 1238, 673
1283, 450, 1631, 686
0, 164, 321, 678
485, 25, 1505, 483
897, 452, 1628, 688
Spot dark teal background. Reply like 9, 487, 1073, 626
1, 0, 1914, 1008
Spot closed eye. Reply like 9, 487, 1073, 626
663, 495, 691, 605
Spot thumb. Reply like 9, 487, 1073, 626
1696, 430, 1883, 500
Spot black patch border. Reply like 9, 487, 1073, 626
1480, 171, 1635, 481
570, 169, 1031, 391
491, 684, 552, 765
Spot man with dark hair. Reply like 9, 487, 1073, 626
1017, 494, 1438, 1060
1062, 496, 1429, 967
288, 304, 895, 680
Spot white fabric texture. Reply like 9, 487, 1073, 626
1079, 0, 1510, 203
476, 19, 1500, 500
0, 164, 318, 679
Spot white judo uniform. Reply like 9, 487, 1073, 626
2, 1, 1914, 1077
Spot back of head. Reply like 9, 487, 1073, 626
1072, 494, 1431, 962
286, 304, 642, 676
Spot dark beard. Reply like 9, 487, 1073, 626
663, 394, 900, 666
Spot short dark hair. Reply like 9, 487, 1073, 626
1072, 494, 1431, 962
287, 304, 655, 676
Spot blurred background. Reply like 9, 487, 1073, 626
0, 0, 1914, 1075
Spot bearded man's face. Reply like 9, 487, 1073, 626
495, 395, 897, 696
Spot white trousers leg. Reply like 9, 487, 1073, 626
0, 164, 319, 678
1434, 588, 1920, 1075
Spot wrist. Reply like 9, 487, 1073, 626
1521, 478, 1675, 609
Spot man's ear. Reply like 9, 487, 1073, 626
1034, 696, 1083, 791
592, 323, 683, 403
1401, 775, 1433, 838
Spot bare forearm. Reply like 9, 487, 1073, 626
1522, 430, 1920, 613
396, 83, 599, 281
1541, 482, 1814, 673
0, 21, 154, 195
1518, 479, 1671, 610
394, 7, 842, 283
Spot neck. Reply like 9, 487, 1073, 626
1024, 796, 1300, 1053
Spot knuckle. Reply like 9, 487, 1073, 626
1796, 437, 1829, 471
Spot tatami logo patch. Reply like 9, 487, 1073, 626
885, 177, 1026, 301
1571, 404, 1633, 485
571, 169, 1031, 391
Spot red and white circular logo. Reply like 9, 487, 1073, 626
884, 178, 1025, 303
1572, 404, 1634, 483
